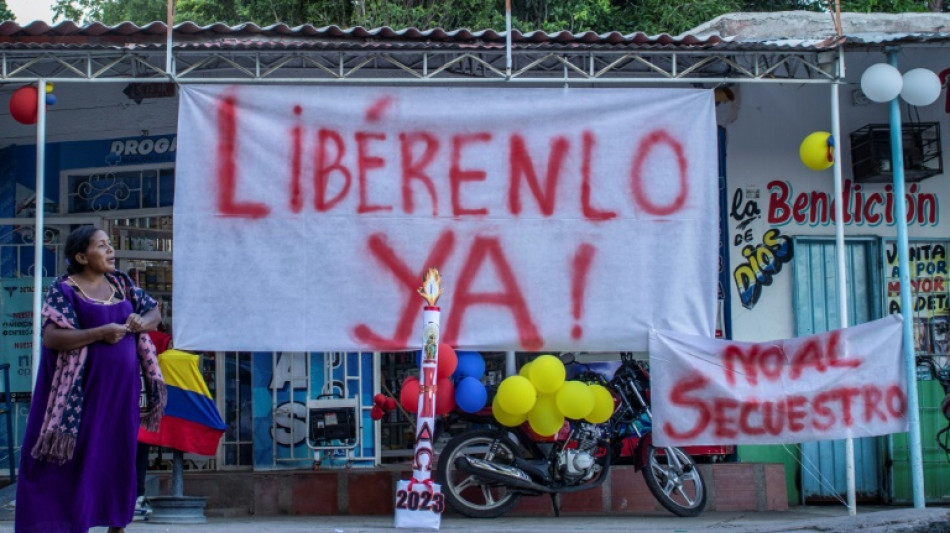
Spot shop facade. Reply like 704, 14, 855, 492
0, 11, 948, 506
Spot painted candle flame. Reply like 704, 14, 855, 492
417, 268, 443, 306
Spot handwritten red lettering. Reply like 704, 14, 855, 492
355, 132, 392, 214
581, 130, 617, 222
290, 105, 303, 213
662, 374, 711, 440
216, 95, 270, 219
662, 382, 907, 441
630, 129, 688, 216
352, 231, 456, 349
443, 236, 542, 350
449, 133, 492, 217
508, 134, 568, 216
399, 132, 439, 216
315, 129, 351, 212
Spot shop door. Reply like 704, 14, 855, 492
793, 238, 884, 501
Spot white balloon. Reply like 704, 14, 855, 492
900, 68, 941, 106
861, 63, 903, 103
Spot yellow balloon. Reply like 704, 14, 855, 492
799, 131, 834, 171
528, 354, 566, 394
492, 396, 528, 427
519, 361, 532, 378
496, 375, 537, 415
556, 381, 594, 420
585, 384, 615, 424
528, 394, 564, 437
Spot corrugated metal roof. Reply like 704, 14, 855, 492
689, 11, 950, 46
0, 19, 723, 47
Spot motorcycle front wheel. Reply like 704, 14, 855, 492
642, 446, 707, 517
435, 429, 522, 518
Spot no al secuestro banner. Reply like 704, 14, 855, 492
650, 315, 908, 446
173, 85, 718, 352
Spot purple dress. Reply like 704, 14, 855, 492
16, 283, 140, 533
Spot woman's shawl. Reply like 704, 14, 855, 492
31, 270, 167, 464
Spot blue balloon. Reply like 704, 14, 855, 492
455, 376, 487, 413
45, 94, 57, 106
455, 351, 485, 379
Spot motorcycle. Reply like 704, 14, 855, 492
435, 352, 707, 518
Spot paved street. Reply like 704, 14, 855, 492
3, 506, 949, 533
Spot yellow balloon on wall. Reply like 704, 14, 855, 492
492, 396, 528, 427
528, 394, 564, 437
556, 381, 594, 420
495, 375, 537, 415
528, 354, 566, 394
585, 384, 615, 424
799, 131, 834, 171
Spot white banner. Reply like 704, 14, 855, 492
173, 85, 718, 352
650, 315, 908, 446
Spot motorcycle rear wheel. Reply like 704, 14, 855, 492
642, 446, 707, 517
436, 429, 523, 518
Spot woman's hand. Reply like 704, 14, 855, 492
126, 313, 146, 333
100, 323, 129, 344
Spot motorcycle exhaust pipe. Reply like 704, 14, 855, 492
454, 455, 553, 494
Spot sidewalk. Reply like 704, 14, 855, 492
2, 506, 948, 533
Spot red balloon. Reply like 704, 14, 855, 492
435, 377, 456, 416
373, 393, 388, 408
385, 397, 397, 411
9, 86, 38, 125
399, 376, 420, 413
437, 344, 457, 379
370, 405, 385, 421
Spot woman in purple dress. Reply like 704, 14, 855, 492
16, 226, 167, 533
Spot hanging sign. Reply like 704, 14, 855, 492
174, 85, 718, 352
650, 315, 908, 446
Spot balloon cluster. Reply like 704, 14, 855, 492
371, 393, 397, 421
9, 84, 57, 125
492, 354, 614, 437
398, 344, 490, 417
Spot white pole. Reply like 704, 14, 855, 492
886, 48, 926, 509
504, 0, 512, 79
505, 350, 516, 377
166, 0, 175, 75
830, 59, 856, 516
31, 80, 47, 389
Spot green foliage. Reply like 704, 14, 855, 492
48, 0, 947, 32
839, 0, 929, 11
0, 0, 14, 21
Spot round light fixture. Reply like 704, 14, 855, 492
900, 68, 941, 106
860, 63, 903, 103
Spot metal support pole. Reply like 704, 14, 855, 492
172, 449, 184, 497
504, 0, 512, 79
831, 70, 856, 516
166, 0, 175, 76
505, 350, 516, 377
887, 48, 926, 509
31, 79, 47, 390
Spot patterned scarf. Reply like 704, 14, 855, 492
31, 271, 167, 465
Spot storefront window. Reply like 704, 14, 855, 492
222, 351, 254, 467
65, 166, 174, 213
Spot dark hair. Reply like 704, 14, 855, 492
64, 225, 102, 275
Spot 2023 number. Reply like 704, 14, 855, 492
395, 489, 444, 513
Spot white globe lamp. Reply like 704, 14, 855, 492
860, 63, 903, 103
900, 68, 941, 106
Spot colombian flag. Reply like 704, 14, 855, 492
138, 349, 227, 456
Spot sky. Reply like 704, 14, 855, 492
7, 0, 57, 24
